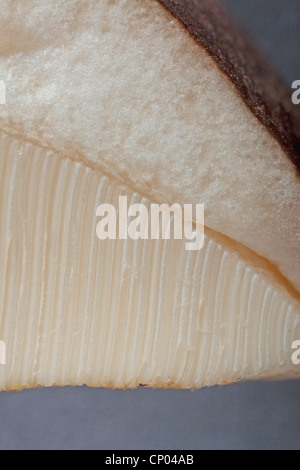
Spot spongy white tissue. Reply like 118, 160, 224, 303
0, 0, 299, 292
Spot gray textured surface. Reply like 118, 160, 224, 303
0, 381, 300, 450
0, 0, 299, 450
224, 0, 300, 85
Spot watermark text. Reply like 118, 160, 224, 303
0, 81, 6, 105
292, 340, 300, 365
0, 340, 6, 365
292, 80, 300, 105
96, 197, 204, 251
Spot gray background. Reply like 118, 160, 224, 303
0, 0, 299, 450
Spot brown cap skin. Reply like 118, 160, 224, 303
157, 0, 300, 173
